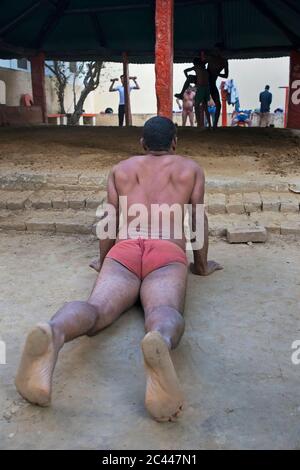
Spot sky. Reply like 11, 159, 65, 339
97, 57, 289, 114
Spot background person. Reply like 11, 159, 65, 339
176, 86, 196, 126
109, 75, 140, 126
259, 85, 273, 127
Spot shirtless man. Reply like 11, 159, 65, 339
206, 46, 229, 128
15, 116, 222, 422
176, 86, 196, 126
193, 59, 212, 128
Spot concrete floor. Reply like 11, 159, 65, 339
0, 232, 300, 450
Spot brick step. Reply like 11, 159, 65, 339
0, 171, 296, 194
207, 192, 300, 214
0, 189, 106, 211
0, 189, 299, 215
0, 210, 299, 238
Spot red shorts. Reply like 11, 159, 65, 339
106, 238, 187, 280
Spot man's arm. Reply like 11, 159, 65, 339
218, 60, 229, 78
130, 76, 140, 90
189, 165, 223, 276
184, 66, 195, 78
90, 169, 119, 272
109, 78, 119, 92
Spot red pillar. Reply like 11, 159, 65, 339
30, 52, 47, 123
221, 81, 228, 127
122, 52, 132, 126
287, 51, 300, 129
155, 0, 174, 119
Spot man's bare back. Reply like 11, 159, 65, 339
113, 152, 201, 249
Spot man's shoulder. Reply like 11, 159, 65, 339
173, 155, 204, 174
113, 155, 143, 171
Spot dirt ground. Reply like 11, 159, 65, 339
0, 126, 300, 178
1, 232, 300, 450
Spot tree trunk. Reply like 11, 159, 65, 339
69, 61, 103, 126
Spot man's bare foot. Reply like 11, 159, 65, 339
141, 331, 184, 422
89, 258, 101, 272
15, 323, 58, 406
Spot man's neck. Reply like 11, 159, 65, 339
148, 150, 173, 157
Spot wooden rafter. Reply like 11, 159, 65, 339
0, 0, 45, 38
65, 3, 151, 14
90, 13, 107, 48
34, 0, 70, 49
251, 0, 300, 46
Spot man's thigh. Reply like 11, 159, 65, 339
140, 263, 188, 315
88, 258, 141, 315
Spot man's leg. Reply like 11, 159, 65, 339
188, 110, 194, 127
140, 263, 188, 421
175, 75, 196, 100
118, 105, 125, 127
15, 259, 141, 406
210, 84, 221, 128
203, 102, 211, 129
182, 110, 187, 126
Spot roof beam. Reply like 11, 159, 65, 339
0, 0, 46, 38
34, 0, 70, 49
176, 0, 231, 6
65, 3, 150, 14
90, 13, 107, 48
251, 0, 300, 46
216, 0, 225, 47
282, 0, 300, 16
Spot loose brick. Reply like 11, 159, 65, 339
6, 191, 33, 210
261, 192, 280, 212
208, 194, 226, 215
279, 194, 300, 213
280, 224, 300, 235
226, 194, 245, 214
55, 222, 91, 234
227, 226, 267, 243
26, 220, 56, 232
243, 193, 262, 213
0, 219, 26, 231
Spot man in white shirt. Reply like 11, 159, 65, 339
109, 75, 140, 126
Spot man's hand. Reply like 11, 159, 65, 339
130, 76, 137, 80
89, 257, 101, 273
190, 261, 223, 276
110, 78, 118, 82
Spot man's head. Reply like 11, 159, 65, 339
265, 85, 270, 90
141, 116, 177, 153
120, 74, 125, 85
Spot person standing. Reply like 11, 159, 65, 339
259, 85, 273, 127
206, 47, 229, 128
176, 86, 196, 126
109, 75, 140, 127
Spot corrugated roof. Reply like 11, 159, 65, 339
0, 0, 299, 61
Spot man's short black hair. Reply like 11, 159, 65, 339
143, 116, 176, 151
265, 85, 270, 90
193, 57, 202, 66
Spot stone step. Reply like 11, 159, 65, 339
0, 171, 296, 194
0, 209, 299, 238
0, 189, 106, 211
0, 190, 299, 215
206, 192, 300, 214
